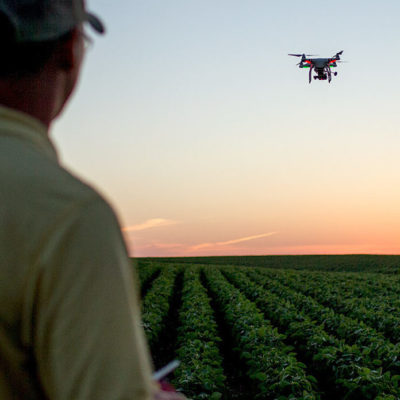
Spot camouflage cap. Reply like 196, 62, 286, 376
0, 0, 105, 42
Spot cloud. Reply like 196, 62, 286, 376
122, 218, 179, 233
190, 232, 277, 251
126, 232, 278, 257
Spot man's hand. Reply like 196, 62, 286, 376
153, 391, 187, 399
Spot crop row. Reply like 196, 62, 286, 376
243, 267, 400, 377
136, 261, 160, 287
147, 255, 400, 273
138, 262, 400, 399
308, 272, 400, 297
263, 268, 400, 310
141, 265, 178, 349
296, 270, 400, 314
203, 267, 319, 400
172, 267, 225, 400
222, 267, 400, 399
258, 268, 400, 343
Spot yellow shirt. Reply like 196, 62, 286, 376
0, 106, 154, 399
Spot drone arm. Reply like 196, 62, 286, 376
334, 50, 343, 60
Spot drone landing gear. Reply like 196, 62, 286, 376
325, 66, 332, 83
309, 65, 313, 84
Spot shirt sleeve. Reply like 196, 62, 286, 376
31, 195, 155, 400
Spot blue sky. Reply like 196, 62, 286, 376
52, 1, 400, 256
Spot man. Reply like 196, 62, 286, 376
0, 1, 185, 399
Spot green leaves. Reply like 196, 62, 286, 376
172, 268, 226, 399
223, 267, 400, 398
141, 266, 178, 348
141, 261, 400, 398
204, 267, 319, 399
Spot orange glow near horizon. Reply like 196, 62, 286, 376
114, 143, 400, 259
127, 241, 400, 258
122, 218, 400, 258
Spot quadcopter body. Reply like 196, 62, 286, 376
289, 51, 344, 83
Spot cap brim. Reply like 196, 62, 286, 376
86, 12, 105, 34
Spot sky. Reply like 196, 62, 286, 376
52, 0, 400, 257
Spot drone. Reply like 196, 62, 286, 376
288, 51, 344, 83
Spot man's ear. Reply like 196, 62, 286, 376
56, 28, 81, 71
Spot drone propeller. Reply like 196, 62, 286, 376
288, 53, 317, 57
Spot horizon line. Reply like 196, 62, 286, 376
132, 253, 400, 258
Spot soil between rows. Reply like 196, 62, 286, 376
200, 269, 256, 400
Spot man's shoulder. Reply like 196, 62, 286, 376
0, 136, 117, 237
0, 136, 106, 207
35, 161, 115, 228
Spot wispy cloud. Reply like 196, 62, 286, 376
126, 232, 279, 257
190, 232, 277, 251
122, 218, 179, 233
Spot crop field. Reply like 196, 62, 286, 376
135, 256, 400, 400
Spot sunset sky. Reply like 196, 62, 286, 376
52, 0, 400, 257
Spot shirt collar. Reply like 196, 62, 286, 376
0, 105, 58, 161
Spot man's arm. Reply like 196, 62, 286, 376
31, 195, 155, 400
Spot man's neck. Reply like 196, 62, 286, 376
0, 69, 63, 128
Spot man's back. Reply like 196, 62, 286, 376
0, 106, 154, 399
0, 1, 185, 398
